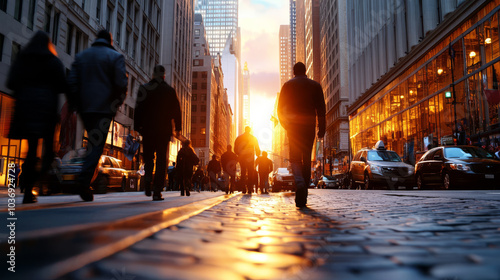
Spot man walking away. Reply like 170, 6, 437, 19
255, 151, 273, 194
193, 166, 204, 192
68, 30, 128, 201
278, 62, 326, 207
234, 126, 260, 194
167, 162, 177, 191
176, 140, 199, 196
207, 155, 222, 192
134, 65, 182, 201
221, 144, 238, 194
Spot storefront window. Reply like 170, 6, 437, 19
485, 63, 500, 128
482, 11, 499, 64
451, 38, 465, 79
464, 28, 482, 72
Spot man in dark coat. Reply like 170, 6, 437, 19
135, 65, 182, 200
278, 62, 326, 207
68, 30, 128, 201
176, 140, 199, 196
255, 151, 273, 194
221, 144, 238, 194
234, 126, 260, 194
207, 155, 222, 192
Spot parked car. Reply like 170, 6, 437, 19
415, 145, 500, 190
272, 167, 295, 192
349, 140, 415, 190
91, 155, 128, 194
317, 175, 339, 189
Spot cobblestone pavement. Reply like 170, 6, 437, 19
62, 189, 500, 280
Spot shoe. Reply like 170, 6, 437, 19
180, 192, 185, 196
186, 190, 190, 196
23, 192, 37, 204
145, 184, 151, 197
79, 186, 94, 202
152, 194, 164, 201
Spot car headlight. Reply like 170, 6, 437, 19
449, 163, 470, 171
408, 166, 415, 175
370, 165, 383, 174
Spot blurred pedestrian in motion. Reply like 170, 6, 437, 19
234, 126, 260, 194
134, 65, 182, 201
68, 30, 128, 202
176, 140, 199, 196
221, 144, 238, 194
193, 166, 204, 192
255, 151, 273, 194
207, 154, 222, 192
168, 162, 177, 191
7, 31, 69, 204
278, 62, 326, 207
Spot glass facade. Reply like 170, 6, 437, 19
350, 2, 500, 165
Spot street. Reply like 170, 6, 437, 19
1, 188, 500, 280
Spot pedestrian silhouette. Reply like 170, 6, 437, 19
68, 30, 128, 201
221, 144, 238, 194
7, 31, 69, 204
255, 151, 273, 194
234, 126, 260, 194
134, 65, 182, 200
176, 140, 199, 196
207, 154, 222, 192
193, 166, 204, 192
278, 62, 326, 207
168, 162, 178, 191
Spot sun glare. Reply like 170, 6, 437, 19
249, 93, 275, 152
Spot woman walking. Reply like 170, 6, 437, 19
6, 31, 69, 203
176, 140, 199, 196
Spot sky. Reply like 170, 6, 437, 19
239, 0, 289, 153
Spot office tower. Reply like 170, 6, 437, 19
279, 25, 292, 87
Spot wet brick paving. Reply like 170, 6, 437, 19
65, 190, 500, 280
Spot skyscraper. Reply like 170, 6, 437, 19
279, 25, 292, 87
290, 0, 297, 68
304, 0, 321, 83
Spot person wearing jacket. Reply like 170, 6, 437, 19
221, 144, 238, 194
278, 62, 326, 207
6, 31, 69, 203
68, 30, 128, 202
193, 167, 204, 192
207, 155, 222, 192
255, 151, 273, 194
234, 126, 260, 194
176, 140, 199, 196
135, 65, 182, 200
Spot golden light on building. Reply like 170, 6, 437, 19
437, 68, 444, 75
485, 37, 492, 44
469, 51, 476, 58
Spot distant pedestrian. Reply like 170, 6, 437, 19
221, 144, 238, 194
168, 162, 178, 191
234, 126, 260, 194
134, 65, 182, 201
207, 155, 222, 192
193, 167, 204, 192
176, 140, 199, 196
68, 30, 128, 202
255, 151, 273, 194
7, 31, 69, 203
278, 62, 326, 207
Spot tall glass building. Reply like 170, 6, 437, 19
195, 0, 238, 55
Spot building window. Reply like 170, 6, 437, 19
201, 94, 206, 101
44, 4, 52, 33
200, 128, 206, 135
192, 105, 197, 112
0, 0, 7, 12
66, 22, 74, 54
11, 42, 21, 64
82, 0, 86, 11
195, 50, 200, 57
191, 116, 196, 123
192, 83, 197, 90
201, 83, 207, 89
201, 105, 206, 112
192, 94, 197, 101
194, 29, 200, 36
52, 12, 60, 45
96, 0, 102, 23
106, 5, 112, 31
201, 72, 207, 78
0, 33, 4, 62
125, 29, 130, 52
28, 0, 36, 29
193, 72, 198, 78
191, 126, 196, 134
116, 19, 122, 45
200, 116, 206, 123
14, 0, 22, 22
75, 30, 81, 54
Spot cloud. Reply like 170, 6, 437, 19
249, 71, 280, 99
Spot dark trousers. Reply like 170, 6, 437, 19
23, 131, 55, 194
258, 172, 269, 192
78, 114, 112, 188
143, 135, 169, 196
288, 128, 315, 205
239, 159, 254, 193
